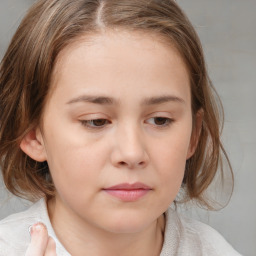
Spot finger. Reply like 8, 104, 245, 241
45, 236, 57, 256
25, 222, 49, 256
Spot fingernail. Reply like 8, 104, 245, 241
29, 222, 47, 236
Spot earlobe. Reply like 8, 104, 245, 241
186, 109, 204, 159
20, 128, 47, 162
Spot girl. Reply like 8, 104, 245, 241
0, 0, 241, 255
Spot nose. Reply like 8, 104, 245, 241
110, 124, 149, 169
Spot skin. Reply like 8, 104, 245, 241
25, 223, 56, 256
21, 30, 202, 255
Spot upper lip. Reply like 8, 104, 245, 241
104, 182, 152, 190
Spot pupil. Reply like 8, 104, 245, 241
93, 119, 106, 126
155, 117, 166, 125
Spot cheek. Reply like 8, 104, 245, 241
151, 125, 192, 196
154, 144, 186, 186
43, 125, 109, 198
155, 126, 191, 169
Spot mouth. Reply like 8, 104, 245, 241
103, 182, 152, 202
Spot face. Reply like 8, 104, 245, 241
30, 30, 197, 233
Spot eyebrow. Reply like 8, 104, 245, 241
142, 95, 185, 105
66, 94, 185, 105
66, 95, 116, 105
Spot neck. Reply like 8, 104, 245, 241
47, 197, 165, 256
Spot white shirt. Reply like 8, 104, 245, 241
0, 198, 242, 255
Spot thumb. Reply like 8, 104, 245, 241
25, 222, 49, 256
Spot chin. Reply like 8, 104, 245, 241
99, 211, 157, 234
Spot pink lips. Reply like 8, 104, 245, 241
103, 182, 152, 202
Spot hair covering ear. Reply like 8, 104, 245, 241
187, 109, 204, 159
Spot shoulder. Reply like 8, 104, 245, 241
180, 215, 241, 255
161, 208, 242, 256
0, 199, 46, 255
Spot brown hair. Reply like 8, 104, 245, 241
0, 0, 233, 207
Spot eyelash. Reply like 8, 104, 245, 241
79, 117, 174, 129
146, 117, 174, 127
80, 119, 111, 129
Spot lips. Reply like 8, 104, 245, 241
103, 182, 152, 202
104, 182, 152, 190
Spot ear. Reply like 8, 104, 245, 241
186, 109, 204, 159
20, 127, 47, 162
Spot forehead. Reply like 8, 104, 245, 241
49, 29, 190, 103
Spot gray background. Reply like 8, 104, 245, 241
0, 1, 255, 255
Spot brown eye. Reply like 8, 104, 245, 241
146, 117, 173, 127
154, 117, 168, 125
92, 119, 108, 126
81, 119, 110, 128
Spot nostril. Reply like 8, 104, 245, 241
119, 161, 145, 168
118, 160, 146, 168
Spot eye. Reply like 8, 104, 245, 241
146, 117, 173, 127
80, 119, 111, 128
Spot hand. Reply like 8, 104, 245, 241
25, 222, 57, 256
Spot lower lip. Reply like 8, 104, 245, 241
103, 189, 150, 202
